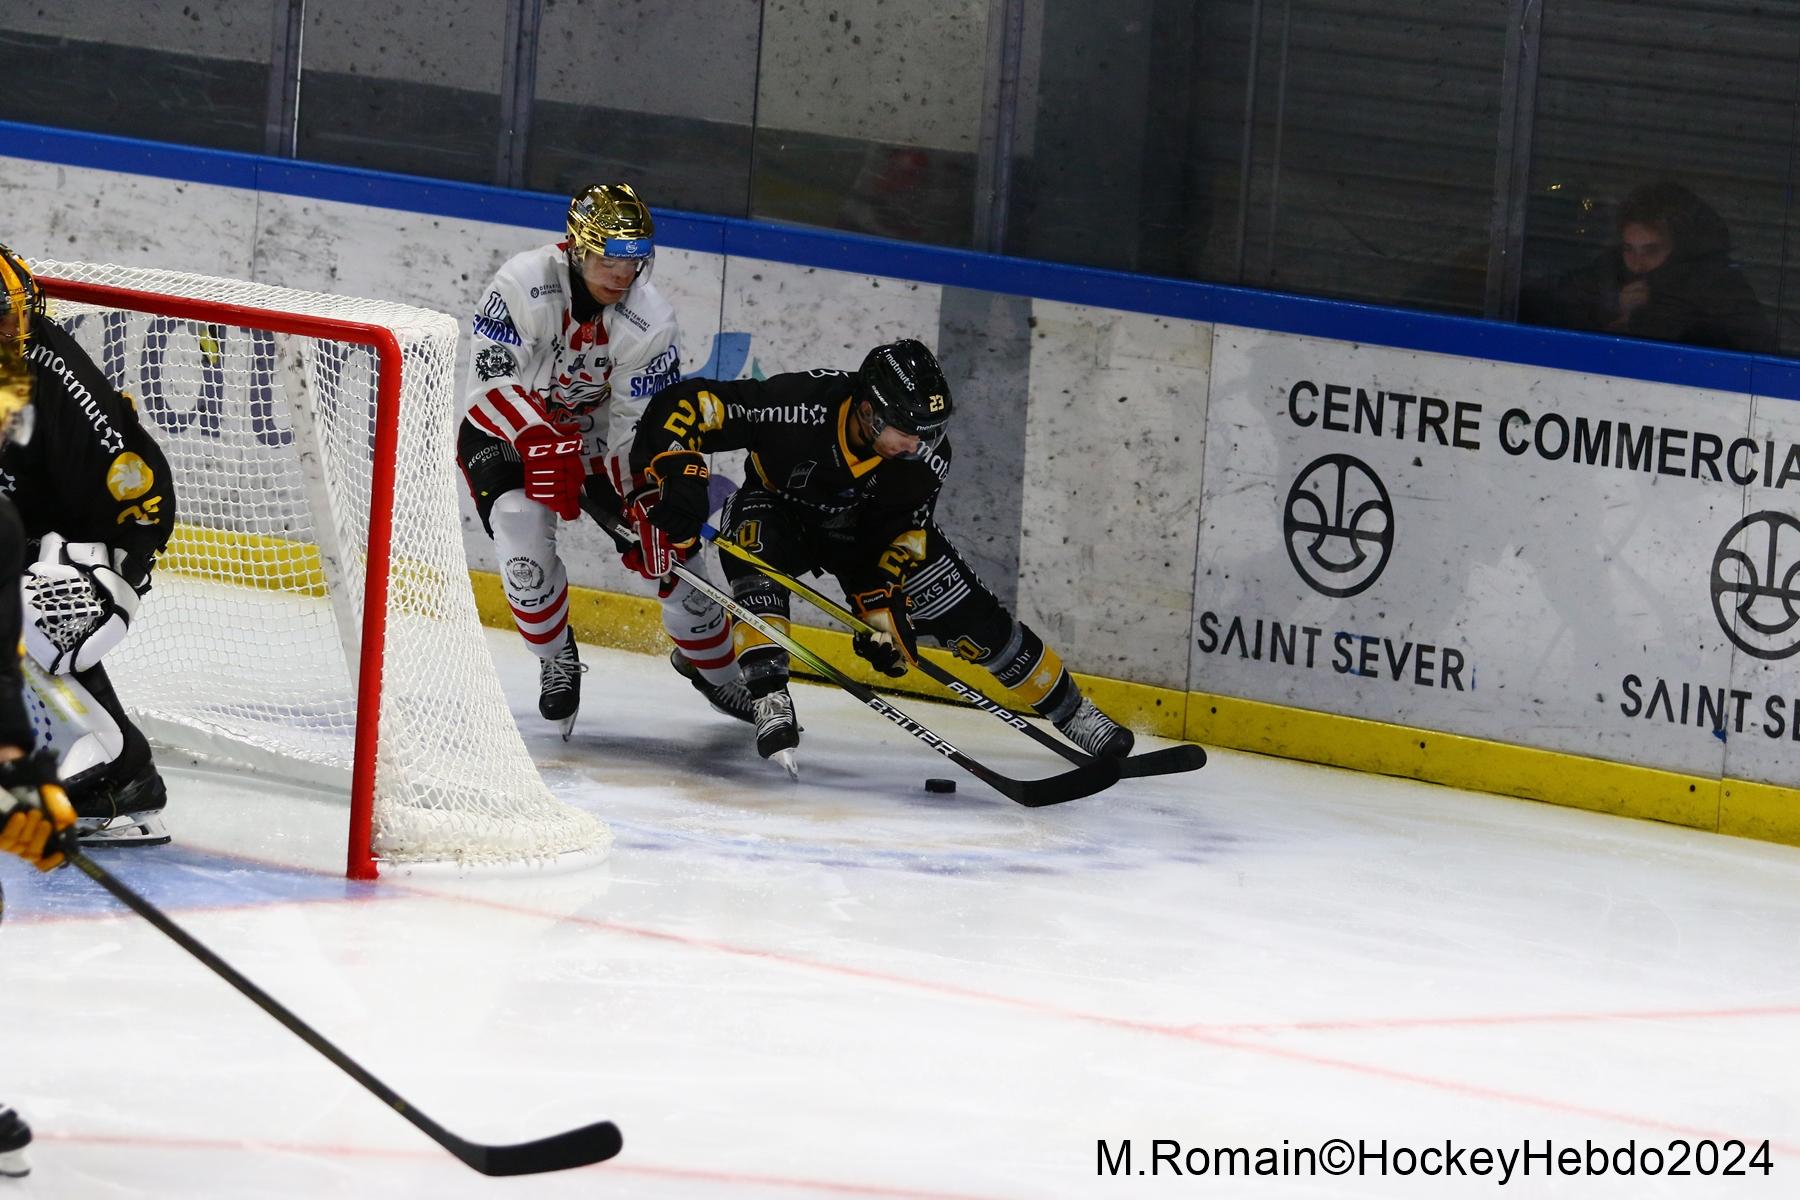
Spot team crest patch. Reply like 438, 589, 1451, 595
106, 452, 155, 501
506, 556, 546, 592
475, 345, 516, 381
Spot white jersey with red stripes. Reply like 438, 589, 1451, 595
462, 241, 681, 478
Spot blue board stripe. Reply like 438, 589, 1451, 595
4, 118, 1797, 400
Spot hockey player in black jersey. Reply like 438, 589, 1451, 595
0, 244, 174, 846
628, 338, 1135, 772
0, 335, 80, 1180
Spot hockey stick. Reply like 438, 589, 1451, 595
699, 524, 1207, 781
61, 848, 622, 1176
21, 663, 618, 1174
591, 505, 1119, 805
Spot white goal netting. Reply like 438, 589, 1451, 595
33, 261, 609, 874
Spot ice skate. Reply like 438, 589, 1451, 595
752, 688, 800, 779
1056, 697, 1134, 759
0, 1106, 31, 1178
66, 730, 171, 848
538, 631, 586, 740
669, 648, 756, 724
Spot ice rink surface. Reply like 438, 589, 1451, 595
3, 631, 1799, 1198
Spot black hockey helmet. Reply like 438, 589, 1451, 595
857, 339, 952, 456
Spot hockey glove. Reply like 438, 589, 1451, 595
622, 484, 677, 579
516, 423, 585, 520
23, 535, 145, 675
0, 750, 76, 872
644, 450, 711, 547
850, 584, 919, 678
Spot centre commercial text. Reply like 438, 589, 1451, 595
1286, 379, 1800, 487
1267, 378, 1800, 741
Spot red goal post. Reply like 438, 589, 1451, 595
33, 263, 609, 878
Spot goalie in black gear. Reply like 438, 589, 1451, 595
0, 243, 174, 847
628, 337, 1135, 774
0, 334, 80, 1181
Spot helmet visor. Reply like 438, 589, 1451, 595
863, 403, 948, 460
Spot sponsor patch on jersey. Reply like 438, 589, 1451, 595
730, 402, 831, 426
530, 282, 563, 299
644, 344, 679, 375
630, 369, 680, 398
106, 452, 155, 501
474, 291, 522, 346
613, 302, 651, 333
475, 345, 516, 382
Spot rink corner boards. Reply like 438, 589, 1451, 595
470, 571, 1800, 850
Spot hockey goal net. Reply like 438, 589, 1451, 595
32, 261, 609, 878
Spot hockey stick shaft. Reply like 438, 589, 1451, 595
699, 524, 1207, 781
595, 508, 1118, 805
62, 850, 621, 1175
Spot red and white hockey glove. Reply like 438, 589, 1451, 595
850, 584, 918, 678
644, 450, 711, 547
622, 484, 676, 579
516, 423, 584, 520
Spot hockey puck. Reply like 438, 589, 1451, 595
925, 777, 957, 793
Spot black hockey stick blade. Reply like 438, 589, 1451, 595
855, 680, 1123, 805
965, 753, 1124, 807
1118, 742, 1209, 779
458, 1121, 625, 1176
65, 850, 623, 1176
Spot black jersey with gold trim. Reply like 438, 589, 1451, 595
631, 369, 950, 581
0, 492, 29, 748
3, 319, 175, 584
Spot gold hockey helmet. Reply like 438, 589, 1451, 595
0, 244, 43, 352
566, 183, 656, 261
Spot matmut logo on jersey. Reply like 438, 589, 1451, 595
474, 292, 522, 345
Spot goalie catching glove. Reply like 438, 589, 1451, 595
850, 584, 919, 678
0, 750, 76, 872
23, 534, 145, 675
643, 449, 711, 547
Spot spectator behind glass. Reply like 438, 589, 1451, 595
1525, 180, 1776, 354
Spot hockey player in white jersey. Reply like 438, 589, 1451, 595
456, 183, 750, 737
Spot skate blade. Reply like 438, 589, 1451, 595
772, 748, 800, 780
0, 1149, 29, 1178
78, 812, 171, 849
557, 714, 577, 741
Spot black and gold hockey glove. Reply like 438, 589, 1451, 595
0, 750, 77, 872
644, 450, 711, 546
850, 584, 919, 678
